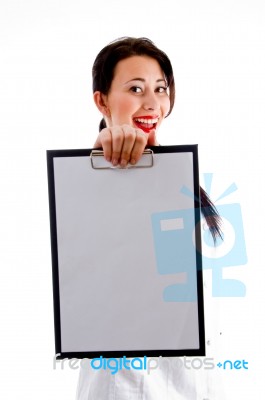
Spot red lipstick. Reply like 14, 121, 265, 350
133, 115, 159, 134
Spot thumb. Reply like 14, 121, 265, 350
146, 129, 159, 146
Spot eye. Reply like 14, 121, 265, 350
156, 86, 168, 93
130, 86, 143, 93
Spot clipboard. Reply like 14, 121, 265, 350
47, 145, 205, 359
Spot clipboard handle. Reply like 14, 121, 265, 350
90, 149, 154, 169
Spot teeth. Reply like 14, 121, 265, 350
134, 118, 158, 124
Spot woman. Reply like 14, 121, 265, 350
76, 37, 224, 399
93, 36, 221, 239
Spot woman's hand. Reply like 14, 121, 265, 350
93, 125, 158, 167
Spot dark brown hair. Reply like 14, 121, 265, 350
92, 36, 175, 130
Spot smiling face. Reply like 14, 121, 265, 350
95, 55, 171, 134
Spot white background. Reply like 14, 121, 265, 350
0, 0, 264, 399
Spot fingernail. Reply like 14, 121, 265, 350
112, 159, 118, 166
106, 156, 111, 162
120, 159, 127, 168
130, 159, 136, 165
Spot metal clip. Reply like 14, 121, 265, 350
90, 149, 154, 169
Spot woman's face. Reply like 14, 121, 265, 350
101, 55, 170, 134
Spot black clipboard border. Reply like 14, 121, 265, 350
47, 144, 205, 360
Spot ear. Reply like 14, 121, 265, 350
93, 91, 110, 117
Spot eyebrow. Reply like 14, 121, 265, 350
124, 78, 167, 85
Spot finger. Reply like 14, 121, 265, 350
146, 129, 159, 146
130, 129, 148, 165
119, 126, 137, 167
110, 126, 125, 166
93, 128, 112, 162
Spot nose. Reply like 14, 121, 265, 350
142, 90, 159, 111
